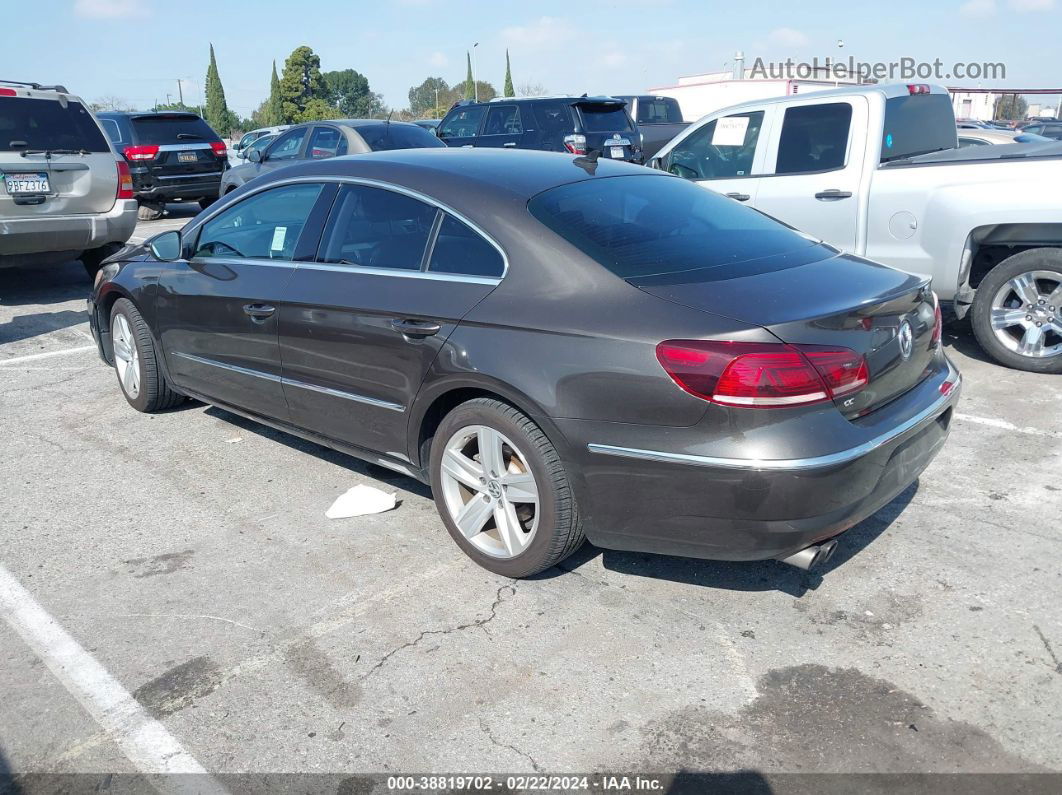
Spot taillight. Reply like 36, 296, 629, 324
655, 340, 868, 409
123, 145, 159, 161
0, 88, 16, 96
116, 159, 134, 199
210, 141, 227, 158
907, 84, 931, 95
563, 134, 587, 155
930, 292, 943, 348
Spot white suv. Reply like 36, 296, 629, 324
0, 80, 138, 276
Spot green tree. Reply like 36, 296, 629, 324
323, 69, 374, 117
204, 43, 234, 135
408, 77, 449, 117
503, 50, 514, 98
464, 52, 474, 100
994, 94, 1028, 121
261, 60, 283, 126
300, 98, 341, 121
279, 45, 328, 123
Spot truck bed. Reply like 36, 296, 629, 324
884, 141, 1062, 167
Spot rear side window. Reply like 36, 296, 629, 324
308, 126, 347, 159
439, 106, 486, 138
356, 124, 445, 151
130, 114, 218, 144
482, 105, 522, 136
0, 98, 109, 152
193, 183, 323, 261
99, 118, 124, 145
880, 94, 957, 162
636, 98, 682, 124
318, 184, 437, 270
429, 215, 504, 278
775, 103, 852, 174
532, 102, 573, 137
576, 103, 633, 132
528, 175, 816, 280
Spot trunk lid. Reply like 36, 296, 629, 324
631, 253, 937, 417
573, 100, 641, 161
130, 114, 225, 178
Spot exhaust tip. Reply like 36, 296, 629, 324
779, 539, 838, 572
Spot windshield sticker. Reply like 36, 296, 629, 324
270, 226, 287, 251
712, 116, 750, 147
885, 133, 894, 149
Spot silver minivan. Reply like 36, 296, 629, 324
0, 80, 137, 275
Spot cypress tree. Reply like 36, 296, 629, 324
266, 60, 282, 125
204, 44, 232, 135
503, 50, 514, 98
464, 52, 474, 100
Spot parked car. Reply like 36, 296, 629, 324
611, 95, 689, 159
413, 119, 441, 133
230, 125, 290, 163
98, 111, 228, 220
1017, 122, 1062, 140
958, 130, 1053, 147
651, 83, 1062, 373
220, 119, 444, 195
437, 96, 643, 163
88, 148, 959, 578
0, 80, 137, 275
234, 132, 277, 161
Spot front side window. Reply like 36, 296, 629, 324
775, 103, 852, 174
266, 127, 307, 161
309, 126, 347, 159
192, 183, 323, 260
667, 111, 764, 180
439, 106, 486, 138
429, 215, 504, 278
482, 105, 522, 136
318, 185, 437, 270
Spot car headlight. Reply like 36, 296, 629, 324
94, 262, 120, 290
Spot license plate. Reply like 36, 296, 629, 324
4, 172, 50, 194
610, 146, 625, 159
177, 151, 198, 163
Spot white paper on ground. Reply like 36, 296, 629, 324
325, 484, 398, 519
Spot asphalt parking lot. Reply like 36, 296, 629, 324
1, 206, 1060, 785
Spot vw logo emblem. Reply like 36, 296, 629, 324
487, 480, 503, 500
898, 320, 914, 360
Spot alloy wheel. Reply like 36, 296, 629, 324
989, 270, 1062, 359
438, 424, 540, 559
112, 314, 141, 399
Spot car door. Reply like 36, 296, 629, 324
658, 108, 770, 205
156, 180, 333, 420
752, 98, 868, 253
476, 104, 523, 149
437, 105, 487, 148
256, 126, 310, 175
279, 182, 505, 457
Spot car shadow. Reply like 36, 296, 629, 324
202, 405, 433, 499
540, 481, 919, 597
942, 316, 994, 365
0, 261, 90, 307
0, 309, 90, 345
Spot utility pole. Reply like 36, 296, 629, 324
473, 42, 479, 102
176, 79, 184, 105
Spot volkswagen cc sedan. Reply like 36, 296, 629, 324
88, 149, 960, 578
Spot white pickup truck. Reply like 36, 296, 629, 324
651, 82, 1062, 373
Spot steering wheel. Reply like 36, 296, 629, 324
206, 240, 245, 258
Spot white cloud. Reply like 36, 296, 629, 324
767, 27, 810, 48
502, 17, 576, 50
73, 0, 147, 18
428, 51, 449, 68
1008, 0, 1053, 10
959, 0, 997, 16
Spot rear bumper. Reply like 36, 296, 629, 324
558, 357, 961, 562
131, 172, 223, 202
0, 198, 138, 265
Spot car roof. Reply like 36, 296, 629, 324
97, 111, 203, 119
282, 119, 426, 130
689, 82, 950, 119
455, 95, 625, 107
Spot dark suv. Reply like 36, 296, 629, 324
97, 111, 228, 219
437, 96, 642, 163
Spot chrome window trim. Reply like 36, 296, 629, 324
187, 175, 509, 283
173, 352, 405, 412
155, 143, 215, 151
157, 171, 224, 180
587, 372, 959, 472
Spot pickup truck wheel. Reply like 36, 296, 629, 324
971, 248, 1062, 373
109, 298, 185, 412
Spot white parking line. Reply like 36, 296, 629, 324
0, 563, 227, 793
955, 412, 1062, 440
0, 345, 96, 366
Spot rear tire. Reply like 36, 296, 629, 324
137, 201, 164, 221
430, 398, 584, 578
971, 248, 1062, 373
109, 298, 185, 412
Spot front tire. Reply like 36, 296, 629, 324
430, 398, 584, 578
971, 248, 1062, 373
109, 298, 185, 412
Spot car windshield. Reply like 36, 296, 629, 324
528, 174, 820, 280
880, 94, 957, 162
577, 103, 633, 132
0, 97, 109, 152
131, 114, 217, 144
357, 124, 446, 151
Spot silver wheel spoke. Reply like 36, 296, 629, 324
442, 449, 485, 491
122, 360, 137, 392
494, 499, 525, 556
113, 338, 131, 362
454, 494, 494, 539
990, 307, 1028, 330
477, 427, 506, 478
501, 472, 538, 504
1018, 324, 1046, 356
1009, 273, 1040, 306
1045, 284, 1062, 310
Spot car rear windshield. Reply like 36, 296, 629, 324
528, 175, 819, 280
880, 94, 957, 162
576, 103, 634, 132
357, 124, 445, 151
131, 114, 218, 144
0, 97, 109, 152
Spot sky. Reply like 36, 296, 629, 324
6, 0, 1062, 117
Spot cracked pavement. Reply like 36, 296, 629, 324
1, 221, 1060, 778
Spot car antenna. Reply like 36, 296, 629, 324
385, 109, 393, 124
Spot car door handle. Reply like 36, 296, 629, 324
391, 318, 441, 338
243, 303, 276, 320
815, 189, 853, 200
724, 192, 751, 202
503, 142, 517, 147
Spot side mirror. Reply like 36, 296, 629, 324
237, 149, 248, 160
648, 157, 663, 170
149, 230, 182, 261
248, 148, 263, 163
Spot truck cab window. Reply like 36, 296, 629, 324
775, 103, 853, 175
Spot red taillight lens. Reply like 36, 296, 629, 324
563, 134, 587, 155
930, 293, 942, 348
656, 340, 869, 409
123, 144, 159, 161
0, 87, 16, 96
907, 84, 931, 95
116, 159, 134, 199
210, 141, 227, 158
